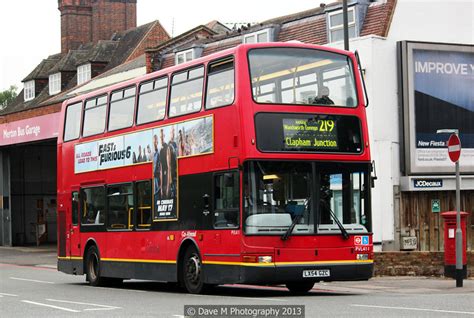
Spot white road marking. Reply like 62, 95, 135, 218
173, 315, 186, 318
351, 304, 474, 315
10, 277, 55, 284
84, 285, 146, 293
46, 298, 121, 311
35, 264, 57, 269
0, 293, 19, 297
21, 300, 80, 313
187, 293, 287, 302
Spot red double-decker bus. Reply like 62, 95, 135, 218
57, 42, 374, 294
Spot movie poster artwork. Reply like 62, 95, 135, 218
151, 116, 213, 220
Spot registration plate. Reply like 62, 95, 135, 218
303, 269, 330, 278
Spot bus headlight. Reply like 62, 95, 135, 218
258, 256, 273, 263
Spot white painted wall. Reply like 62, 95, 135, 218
328, 0, 473, 250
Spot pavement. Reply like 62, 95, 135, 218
1, 244, 473, 293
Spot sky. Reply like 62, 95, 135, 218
0, 0, 325, 92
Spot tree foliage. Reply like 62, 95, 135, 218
0, 85, 18, 110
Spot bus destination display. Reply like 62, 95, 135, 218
283, 118, 338, 151
255, 113, 362, 153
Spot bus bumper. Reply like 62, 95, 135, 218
239, 262, 373, 284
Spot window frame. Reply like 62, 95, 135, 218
175, 49, 195, 65
107, 85, 137, 132
24, 80, 35, 101
243, 29, 271, 44
77, 63, 92, 85
63, 101, 83, 142
212, 170, 240, 230
134, 180, 152, 230
136, 76, 169, 126
328, 7, 357, 43
49, 72, 61, 95
168, 65, 205, 118
80, 186, 106, 228
204, 56, 235, 110
106, 182, 134, 231
82, 94, 108, 137
247, 47, 359, 108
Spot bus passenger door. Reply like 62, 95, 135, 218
206, 171, 241, 263
69, 191, 81, 257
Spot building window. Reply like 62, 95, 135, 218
49, 73, 61, 95
328, 7, 357, 43
243, 29, 271, 44
175, 49, 194, 65
77, 63, 91, 85
24, 80, 35, 101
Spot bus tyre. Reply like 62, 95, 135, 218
85, 246, 103, 286
182, 247, 205, 294
286, 281, 315, 294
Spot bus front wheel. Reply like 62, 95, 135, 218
286, 281, 315, 294
182, 246, 205, 294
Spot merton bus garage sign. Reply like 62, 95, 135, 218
399, 41, 474, 174
0, 112, 60, 146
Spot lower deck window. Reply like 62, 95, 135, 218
107, 184, 133, 229
81, 187, 105, 225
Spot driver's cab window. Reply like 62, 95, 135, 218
214, 172, 239, 228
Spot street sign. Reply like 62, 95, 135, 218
431, 199, 440, 213
447, 134, 461, 162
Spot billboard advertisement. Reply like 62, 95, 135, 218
400, 41, 474, 174
74, 115, 214, 221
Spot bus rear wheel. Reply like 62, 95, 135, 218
182, 247, 205, 294
85, 246, 103, 286
286, 281, 315, 294
85, 246, 123, 287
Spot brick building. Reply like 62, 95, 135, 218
0, 0, 169, 246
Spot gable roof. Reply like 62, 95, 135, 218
1, 20, 169, 116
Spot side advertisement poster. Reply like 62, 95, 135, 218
74, 115, 214, 221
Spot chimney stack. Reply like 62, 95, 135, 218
58, 0, 137, 54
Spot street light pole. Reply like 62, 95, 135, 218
342, 0, 349, 51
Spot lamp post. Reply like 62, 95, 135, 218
437, 129, 462, 287
342, 0, 349, 51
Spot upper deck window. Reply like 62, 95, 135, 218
83, 95, 107, 137
248, 48, 357, 107
64, 102, 82, 141
108, 86, 136, 131
169, 66, 204, 118
205, 58, 235, 109
137, 77, 168, 125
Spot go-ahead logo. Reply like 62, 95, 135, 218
413, 179, 443, 188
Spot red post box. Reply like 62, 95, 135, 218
441, 211, 468, 279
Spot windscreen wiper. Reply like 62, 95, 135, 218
320, 200, 349, 240
281, 214, 302, 241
